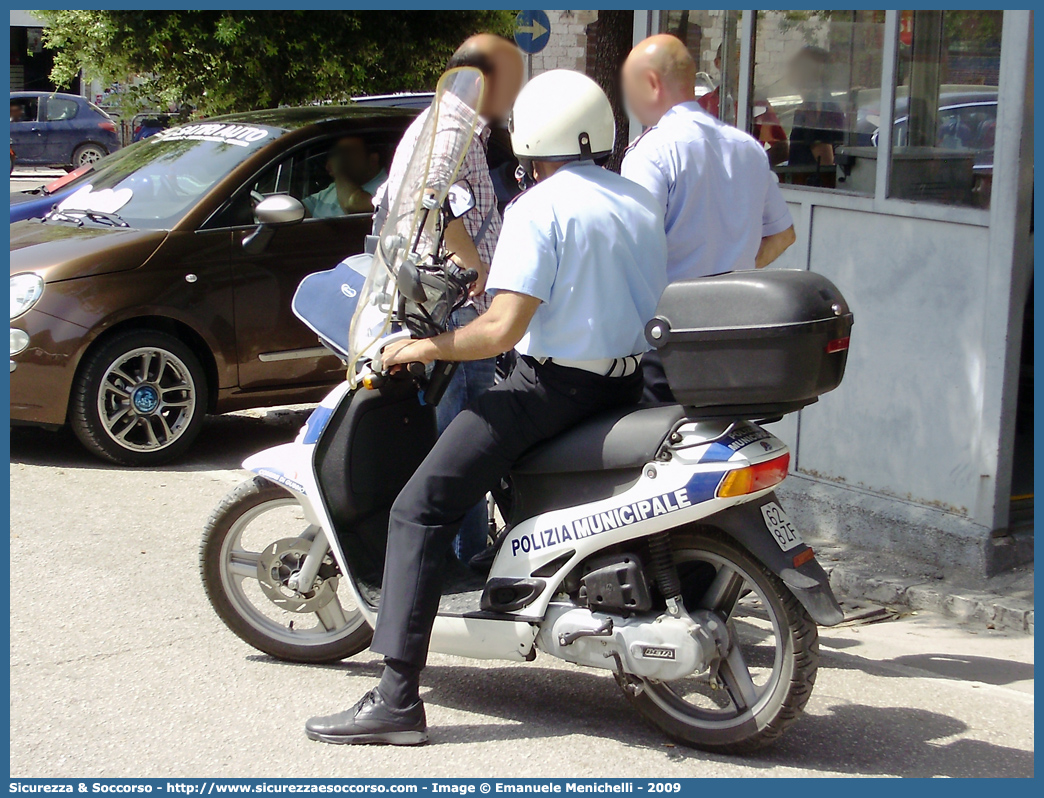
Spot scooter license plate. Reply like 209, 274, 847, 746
760, 502, 804, 552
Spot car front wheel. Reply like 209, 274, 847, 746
72, 142, 107, 167
70, 329, 208, 466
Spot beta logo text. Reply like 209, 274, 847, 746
639, 646, 677, 660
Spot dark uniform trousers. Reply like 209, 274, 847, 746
370, 354, 643, 667
640, 350, 676, 404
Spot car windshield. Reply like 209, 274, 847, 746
49, 122, 283, 229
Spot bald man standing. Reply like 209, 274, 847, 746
621, 34, 796, 402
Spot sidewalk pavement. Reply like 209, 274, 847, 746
813, 541, 1034, 634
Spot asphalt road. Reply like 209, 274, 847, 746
9, 410, 1035, 779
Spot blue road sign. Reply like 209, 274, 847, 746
514, 10, 551, 55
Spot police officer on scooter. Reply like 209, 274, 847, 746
305, 70, 669, 746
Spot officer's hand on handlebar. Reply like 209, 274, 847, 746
383, 338, 435, 371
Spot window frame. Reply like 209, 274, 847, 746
10, 96, 39, 123
44, 96, 80, 123
201, 129, 396, 232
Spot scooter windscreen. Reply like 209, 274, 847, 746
345, 66, 485, 382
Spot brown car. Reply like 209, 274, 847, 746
10, 106, 421, 465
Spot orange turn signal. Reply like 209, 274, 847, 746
716, 453, 790, 498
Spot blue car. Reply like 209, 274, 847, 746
131, 112, 177, 142
10, 91, 121, 169
9, 164, 90, 223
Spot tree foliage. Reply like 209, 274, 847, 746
36, 10, 516, 115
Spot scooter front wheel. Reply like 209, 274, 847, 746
200, 476, 372, 664
620, 529, 818, 754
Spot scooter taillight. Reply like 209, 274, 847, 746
716, 452, 790, 498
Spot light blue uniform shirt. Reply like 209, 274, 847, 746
486, 162, 668, 361
621, 102, 793, 283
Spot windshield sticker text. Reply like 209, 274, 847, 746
157, 124, 270, 147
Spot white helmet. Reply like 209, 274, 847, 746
509, 70, 615, 176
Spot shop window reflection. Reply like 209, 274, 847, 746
882, 10, 1001, 208
752, 10, 886, 191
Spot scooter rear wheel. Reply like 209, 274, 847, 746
200, 476, 372, 664
621, 529, 818, 753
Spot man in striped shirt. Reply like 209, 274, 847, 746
374, 34, 524, 564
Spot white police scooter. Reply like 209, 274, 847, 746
200, 67, 853, 753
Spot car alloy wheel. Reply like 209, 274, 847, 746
73, 143, 106, 166
71, 328, 209, 466
97, 346, 197, 453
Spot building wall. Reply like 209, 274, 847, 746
10, 11, 62, 93
760, 205, 998, 571
10, 10, 45, 27
528, 10, 597, 75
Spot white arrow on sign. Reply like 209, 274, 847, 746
517, 19, 548, 39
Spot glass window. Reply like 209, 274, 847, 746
10, 96, 38, 123
213, 134, 395, 228
54, 124, 282, 229
887, 10, 1001, 208
45, 98, 79, 122
752, 11, 887, 190
658, 10, 743, 123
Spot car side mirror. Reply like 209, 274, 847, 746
243, 195, 305, 254
254, 194, 305, 226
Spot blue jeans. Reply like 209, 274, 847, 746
435, 305, 497, 563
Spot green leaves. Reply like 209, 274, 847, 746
34, 10, 516, 115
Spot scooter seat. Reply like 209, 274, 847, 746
512, 404, 686, 475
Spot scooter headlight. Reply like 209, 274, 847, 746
10, 273, 44, 320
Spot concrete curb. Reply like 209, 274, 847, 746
821, 561, 1034, 635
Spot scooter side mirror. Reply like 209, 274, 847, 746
397, 260, 428, 303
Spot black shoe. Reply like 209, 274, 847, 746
305, 688, 428, 746
469, 526, 511, 575
468, 544, 497, 575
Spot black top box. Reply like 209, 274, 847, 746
645, 270, 854, 418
